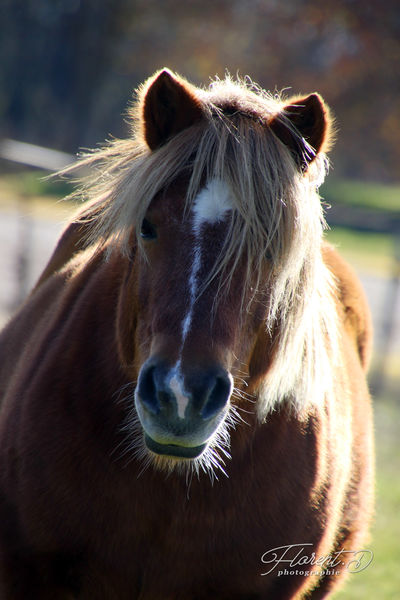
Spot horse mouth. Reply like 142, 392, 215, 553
144, 434, 207, 459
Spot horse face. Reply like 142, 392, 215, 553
131, 178, 268, 463
115, 69, 331, 467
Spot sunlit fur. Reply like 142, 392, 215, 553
64, 74, 338, 419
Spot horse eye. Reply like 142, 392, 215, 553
140, 218, 157, 240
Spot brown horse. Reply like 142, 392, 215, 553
0, 69, 374, 599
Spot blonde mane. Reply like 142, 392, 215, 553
65, 74, 339, 420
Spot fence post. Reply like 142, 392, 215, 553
11, 192, 33, 311
371, 234, 400, 396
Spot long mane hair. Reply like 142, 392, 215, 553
63, 74, 339, 420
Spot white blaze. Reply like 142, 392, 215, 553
182, 179, 233, 341
169, 368, 190, 420
192, 178, 233, 231
170, 179, 233, 418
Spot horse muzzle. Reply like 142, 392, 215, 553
134, 359, 233, 459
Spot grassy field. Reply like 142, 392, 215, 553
325, 226, 396, 274
321, 178, 400, 214
322, 177, 399, 274
322, 178, 400, 597
0, 169, 74, 220
332, 391, 400, 599
0, 168, 73, 201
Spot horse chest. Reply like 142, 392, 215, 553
76, 460, 292, 589
80, 487, 269, 598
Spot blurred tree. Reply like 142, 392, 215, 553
0, 0, 135, 149
0, 0, 399, 181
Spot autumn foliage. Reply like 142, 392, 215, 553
1, 0, 399, 181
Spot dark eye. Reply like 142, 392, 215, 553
140, 218, 157, 240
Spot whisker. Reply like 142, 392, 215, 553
231, 387, 255, 401
112, 381, 136, 405
110, 372, 253, 484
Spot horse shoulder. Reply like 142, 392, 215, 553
0, 207, 105, 402
0, 265, 74, 403
0, 244, 103, 404
322, 242, 373, 370
32, 218, 90, 291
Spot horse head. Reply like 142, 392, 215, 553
112, 69, 333, 473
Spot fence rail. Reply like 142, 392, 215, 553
0, 139, 74, 171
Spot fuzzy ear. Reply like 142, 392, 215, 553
141, 68, 204, 150
269, 93, 332, 170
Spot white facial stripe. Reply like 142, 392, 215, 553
169, 370, 190, 419
170, 180, 233, 419
192, 178, 233, 232
181, 243, 201, 340
182, 179, 233, 342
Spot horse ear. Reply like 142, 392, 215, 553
142, 68, 204, 150
269, 93, 332, 170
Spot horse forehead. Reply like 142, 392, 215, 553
152, 178, 233, 230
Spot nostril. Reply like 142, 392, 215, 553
137, 365, 160, 415
201, 374, 232, 420
137, 362, 232, 422
158, 390, 173, 405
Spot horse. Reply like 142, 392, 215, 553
0, 68, 374, 599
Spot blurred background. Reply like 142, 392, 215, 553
0, 0, 399, 596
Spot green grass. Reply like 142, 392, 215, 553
325, 227, 396, 274
325, 184, 400, 600
328, 196, 400, 600
0, 171, 77, 220
334, 392, 400, 599
321, 179, 400, 213
321, 177, 399, 273
0, 169, 74, 199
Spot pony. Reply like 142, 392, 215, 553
0, 68, 374, 599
